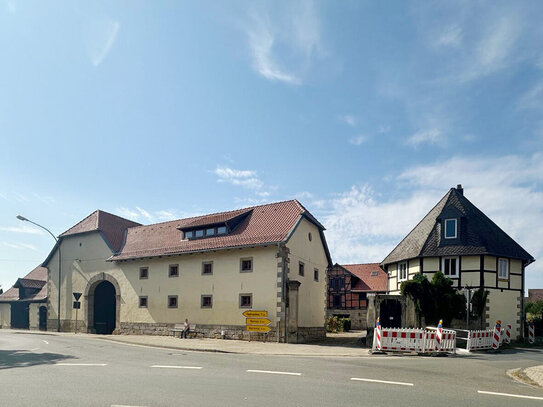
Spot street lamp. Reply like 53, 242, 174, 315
17, 215, 61, 332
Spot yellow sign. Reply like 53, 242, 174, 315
246, 325, 271, 333
246, 318, 271, 325
242, 310, 268, 318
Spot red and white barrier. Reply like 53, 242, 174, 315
435, 320, 443, 351
375, 317, 382, 351
371, 318, 456, 354
503, 324, 511, 344
466, 330, 494, 351
529, 321, 535, 344
492, 320, 501, 350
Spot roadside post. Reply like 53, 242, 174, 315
243, 310, 270, 342
492, 320, 501, 351
504, 324, 511, 344
375, 317, 382, 351
464, 286, 473, 329
529, 320, 535, 344
73, 292, 82, 334
435, 319, 443, 351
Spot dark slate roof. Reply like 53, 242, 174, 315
381, 186, 535, 266
0, 265, 47, 303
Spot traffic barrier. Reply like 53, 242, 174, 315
504, 324, 511, 344
371, 318, 456, 355
492, 320, 501, 350
375, 317, 382, 351
529, 321, 535, 344
466, 330, 494, 351
435, 320, 443, 351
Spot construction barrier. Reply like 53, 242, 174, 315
529, 321, 535, 344
504, 324, 511, 344
466, 330, 494, 351
492, 321, 501, 350
371, 322, 456, 354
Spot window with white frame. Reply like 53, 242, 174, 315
442, 256, 459, 277
398, 262, 408, 281
498, 258, 509, 280
444, 219, 457, 239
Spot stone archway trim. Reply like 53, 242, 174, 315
84, 272, 121, 334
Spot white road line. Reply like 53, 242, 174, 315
42, 340, 49, 344
350, 377, 414, 387
151, 365, 203, 370
246, 369, 302, 376
55, 363, 108, 366
111, 405, 148, 407
477, 390, 543, 400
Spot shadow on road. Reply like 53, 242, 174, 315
0, 350, 74, 370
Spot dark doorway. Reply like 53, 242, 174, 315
10, 302, 29, 329
39, 306, 47, 331
93, 281, 116, 334
380, 299, 402, 328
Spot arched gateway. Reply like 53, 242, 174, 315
84, 273, 121, 334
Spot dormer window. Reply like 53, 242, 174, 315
444, 219, 457, 239
183, 224, 229, 240
185, 231, 194, 239
217, 226, 227, 235
206, 228, 215, 236
195, 229, 204, 238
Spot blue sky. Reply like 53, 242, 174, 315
1, 1, 542, 293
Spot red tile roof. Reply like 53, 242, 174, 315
341, 263, 387, 292
0, 265, 47, 302
111, 200, 322, 261
60, 210, 141, 252
528, 289, 543, 303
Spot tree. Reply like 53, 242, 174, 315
526, 301, 543, 319
401, 271, 466, 326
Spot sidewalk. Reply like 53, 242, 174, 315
508, 365, 543, 388
100, 331, 371, 357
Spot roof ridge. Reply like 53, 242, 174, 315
125, 199, 301, 231
341, 263, 381, 266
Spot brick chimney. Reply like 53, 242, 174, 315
456, 184, 463, 195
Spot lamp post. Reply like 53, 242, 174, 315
17, 215, 61, 332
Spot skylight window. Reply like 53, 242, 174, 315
371, 271, 378, 277
444, 219, 457, 239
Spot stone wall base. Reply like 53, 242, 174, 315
327, 309, 368, 330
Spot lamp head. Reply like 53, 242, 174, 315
16, 215, 28, 221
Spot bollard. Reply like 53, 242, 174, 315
492, 320, 501, 350
529, 320, 535, 344
375, 317, 382, 351
504, 324, 511, 344
435, 319, 443, 351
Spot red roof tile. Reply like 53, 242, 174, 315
111, 200, 319, 261
0, 265, 47, 302
528, 289, 543, 302
341, 263, 387, 292
60, 210, 141, 252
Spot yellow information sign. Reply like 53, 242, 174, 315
242, 310, 268, 318
246, 325, 271, 333
246, 318, 271, 325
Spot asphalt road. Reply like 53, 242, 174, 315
1, 330, 542, 407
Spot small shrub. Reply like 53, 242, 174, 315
339, 318, 351, 332
326, 316, 339, 333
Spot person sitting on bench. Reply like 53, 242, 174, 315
182, 318, 190, 339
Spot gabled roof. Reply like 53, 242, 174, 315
381, 186, 535, 266
0, 265, 47, 303
527, 289, 543, 303
339, 263, 387, 292
60, 210, 141, 252
110, 200, 330, 262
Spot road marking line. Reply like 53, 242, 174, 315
42, 340, 49, 344
246, 369, 301, 376
111, 405, 148, 407
151, 365, 203, 369
55, 363, 107, 366
351, 377, 414, 386
477, 390, 543, 400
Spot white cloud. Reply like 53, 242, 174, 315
244, 1, 323, 84
0, 225, 45, 235
321, 152, 543, 290
517, 81, 543, 111
339, 114, 356, 127
406, 129, 444, 147
5, 0, 15, 13
434, 25, 462, 48
87, 19, 120, 67
378, 125, 391, 134
1, 242, 38, 251
215, 166, 264, 190
116, 207, 140, 221
349, 135, 367, 146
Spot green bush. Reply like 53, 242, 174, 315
339, 318, 351, 332
326, 316, 339, 333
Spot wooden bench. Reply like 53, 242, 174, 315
170, 324, 201, 338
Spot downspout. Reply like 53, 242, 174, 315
277, 242, 289, 344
